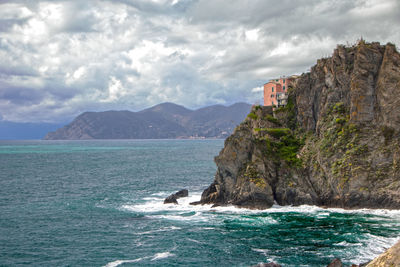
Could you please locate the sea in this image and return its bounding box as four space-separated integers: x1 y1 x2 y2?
0 139 399 267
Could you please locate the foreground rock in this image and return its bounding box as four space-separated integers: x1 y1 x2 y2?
365 240 400 266
164 189 189 204
198 41 400 210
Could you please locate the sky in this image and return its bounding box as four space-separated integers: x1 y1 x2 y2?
0 0 399 123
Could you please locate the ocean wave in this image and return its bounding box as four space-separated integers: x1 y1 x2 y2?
115 191 400 266
136 226 181 235
122 191 400 219
352 234 399 264
151 251 174 261
121 192 208 213
119 191 400 228
251 249 278 264
103 251 175 267
103 258 144 267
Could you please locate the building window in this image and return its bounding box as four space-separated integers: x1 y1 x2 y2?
283 79 285 83
271 94 274 98
275 79 278 82
283 86 285 90
272 87 274 92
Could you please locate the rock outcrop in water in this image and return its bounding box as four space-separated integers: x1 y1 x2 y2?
164 189 189 204
197 41 400 210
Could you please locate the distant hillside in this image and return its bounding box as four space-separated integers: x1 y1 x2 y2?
44 102 252 140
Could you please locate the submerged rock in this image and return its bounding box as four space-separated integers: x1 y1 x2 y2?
198 41 400 210
164 189 189 204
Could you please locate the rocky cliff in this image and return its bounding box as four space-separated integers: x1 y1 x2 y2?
198 41 400 209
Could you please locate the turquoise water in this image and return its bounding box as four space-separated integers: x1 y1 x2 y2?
0 140 399 266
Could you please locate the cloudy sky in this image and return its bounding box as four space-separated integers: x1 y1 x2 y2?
0 0 399 123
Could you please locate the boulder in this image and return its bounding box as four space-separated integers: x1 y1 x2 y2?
164 189 188 204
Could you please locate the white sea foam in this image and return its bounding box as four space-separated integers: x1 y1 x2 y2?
186 238 204 244
103 258 144 267
352 234 400 264
103 251 174 267
252 248 269 255
120 191 277 223
151 251 174 261
143 197 163 201
252 249 278 264
336 241 363 247
121 191 400 224
259 204 400 220
151 192 170 197
136 226 181 235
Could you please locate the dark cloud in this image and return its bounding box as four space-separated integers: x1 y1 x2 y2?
0 83 44 105
0 18 31 32
0 65 39 77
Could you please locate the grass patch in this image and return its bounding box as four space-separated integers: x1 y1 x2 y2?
266 128 291 139
247 112 258 120
265 115 281 125
261 128 303 167
244 163 266 188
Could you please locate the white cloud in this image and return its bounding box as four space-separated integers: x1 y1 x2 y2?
0 0 399 122
245 29 259 42
251 86 263 93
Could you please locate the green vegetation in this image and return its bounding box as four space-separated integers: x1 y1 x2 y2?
266 128 291 138
247 112 258 120
244 163 266 188
320 102 359 157
254 105 262 111
273 95 296 130
259 127 303 167
332 102 345 114
265 115 281 125
316 102 370 187
335 118 346 125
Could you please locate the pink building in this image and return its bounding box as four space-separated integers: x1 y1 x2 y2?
263 76 297 107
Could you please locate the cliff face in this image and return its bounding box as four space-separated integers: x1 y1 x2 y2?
199 41 400 209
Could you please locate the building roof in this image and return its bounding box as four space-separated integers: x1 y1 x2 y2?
263 81 281 85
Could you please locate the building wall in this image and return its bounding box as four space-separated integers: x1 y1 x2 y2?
263 82 282 106
263 76 296 106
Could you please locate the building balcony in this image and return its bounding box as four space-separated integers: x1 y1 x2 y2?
276 93 287 100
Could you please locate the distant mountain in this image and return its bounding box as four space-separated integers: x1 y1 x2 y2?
44 102 252 140
0 121 64 140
